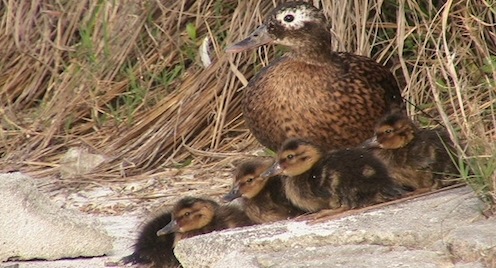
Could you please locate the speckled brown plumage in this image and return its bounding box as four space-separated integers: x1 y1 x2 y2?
262 138 404 213
363 112 460 191
224 157 305 223
156 197 253 246
227 2 404 151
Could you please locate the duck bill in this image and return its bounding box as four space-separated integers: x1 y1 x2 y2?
363 136 380 149
223 186 241 201
261 162 283 178
156 219 178 236
225 25 273 53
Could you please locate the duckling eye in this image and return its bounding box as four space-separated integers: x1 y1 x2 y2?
184 212 191 217
384 129 393 134
283 14 295 22
287 154 294 160
246 177 254 183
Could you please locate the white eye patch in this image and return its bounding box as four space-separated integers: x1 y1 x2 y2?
275 7 315 30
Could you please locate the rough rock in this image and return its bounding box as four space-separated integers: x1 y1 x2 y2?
59 147 106 178
174 186 494 267
0 172 113 261
218 244 454 268
445 219 496 265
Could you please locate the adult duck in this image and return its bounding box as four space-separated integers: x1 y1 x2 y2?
227 1 404 151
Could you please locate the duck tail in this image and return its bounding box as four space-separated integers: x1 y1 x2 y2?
121 211 180 267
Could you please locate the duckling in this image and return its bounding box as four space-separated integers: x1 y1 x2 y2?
227 2 404 151
363 112 460 191
121 212 179 268
156 197 254 245
262 138 404 215
223 157 305 223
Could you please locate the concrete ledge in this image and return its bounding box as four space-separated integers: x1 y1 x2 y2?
174 186 493 267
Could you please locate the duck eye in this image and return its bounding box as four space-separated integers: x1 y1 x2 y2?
385 129 393 134
184 212 190 217
246 178 254 183
287 154 294 160
283 14 295 22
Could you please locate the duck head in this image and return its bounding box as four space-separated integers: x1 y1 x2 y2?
262 138 322 178
224 158 275 201
226 2 330 54
156 197 218 236
368 113 417 149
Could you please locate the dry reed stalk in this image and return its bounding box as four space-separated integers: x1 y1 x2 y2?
0 0 494 207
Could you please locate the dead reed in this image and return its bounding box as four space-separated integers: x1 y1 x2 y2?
0 0 494 210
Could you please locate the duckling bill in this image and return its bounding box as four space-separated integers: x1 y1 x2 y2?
263 138 404 214
224 157 304 223
120 211 179 268
122 197 253 268
227 1 405 151
363 112 461 191
156 197 254 245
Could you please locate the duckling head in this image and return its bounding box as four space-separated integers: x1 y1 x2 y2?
226 2 330 54
156 197 218 236
262 138 322 178
224 158 275 201
369 113 417 149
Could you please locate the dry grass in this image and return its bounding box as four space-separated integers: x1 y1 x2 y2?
0 0 495 209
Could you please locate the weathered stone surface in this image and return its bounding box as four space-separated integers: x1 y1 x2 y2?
217 244 453 268
0 172 113 261
258 245 450 268
445 218 496 266
59 147 106 178
175 186 492 268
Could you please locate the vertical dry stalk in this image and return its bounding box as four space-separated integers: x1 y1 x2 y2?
0 0 494 208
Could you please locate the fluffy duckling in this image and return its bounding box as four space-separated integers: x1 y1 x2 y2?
156 197 254 245
363 112 460 191
223 157 305 223
262 138 404 214
227 2 404 151
121 197 253 268
121 212 179 268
